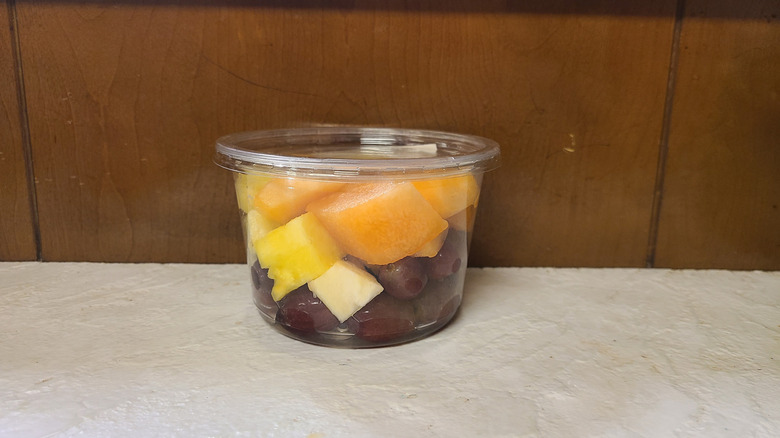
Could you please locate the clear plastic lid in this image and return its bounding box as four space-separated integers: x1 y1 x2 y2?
214 127 500 181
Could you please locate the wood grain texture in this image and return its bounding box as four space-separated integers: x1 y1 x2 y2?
0 1 36 261
465 8 676 267
17 1 675 265
17 3 242 262
655 0 780 270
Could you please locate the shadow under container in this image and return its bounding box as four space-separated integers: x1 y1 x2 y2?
215 127 500 348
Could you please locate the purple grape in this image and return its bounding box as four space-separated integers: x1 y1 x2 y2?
413 277 459 324
276 286 339 333
372 257 428 300
251 261 276 310
348 294 415 343
437 295 461 321
427 232 466 280
428 244 461 280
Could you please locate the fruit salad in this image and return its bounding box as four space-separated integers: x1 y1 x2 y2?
236 172 480 347
216 127 500 347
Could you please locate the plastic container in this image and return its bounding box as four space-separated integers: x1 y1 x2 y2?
215 127 500 347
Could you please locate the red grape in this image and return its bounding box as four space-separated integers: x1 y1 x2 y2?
251 261 276 310
372 257 428 300
414 251 467 325
349 294 415 342
276 286 339 333
426 242 462 280
426 230 470 280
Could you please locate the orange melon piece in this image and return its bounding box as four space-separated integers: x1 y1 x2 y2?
235 174 270 213
412 174 479 219
307 182 449 265
414 228 448 257
447 205 477 233
254 178 345 224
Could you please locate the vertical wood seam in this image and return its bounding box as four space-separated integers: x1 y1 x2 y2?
7 0 41 260
645 0 686 268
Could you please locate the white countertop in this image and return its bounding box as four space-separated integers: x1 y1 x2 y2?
1 263 778 437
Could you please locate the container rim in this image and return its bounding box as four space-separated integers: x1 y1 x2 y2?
214 127 500 180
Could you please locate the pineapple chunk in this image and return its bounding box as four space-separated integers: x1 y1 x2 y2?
246 209 279 255
235 174 270 212
255 212 344 301
308 260 384 323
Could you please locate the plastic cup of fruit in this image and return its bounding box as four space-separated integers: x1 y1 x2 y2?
215 127 500 348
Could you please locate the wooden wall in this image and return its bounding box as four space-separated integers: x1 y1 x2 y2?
1 0 778 269
1 2 36 260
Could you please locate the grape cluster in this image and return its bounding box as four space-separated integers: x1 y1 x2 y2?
250 230 469 346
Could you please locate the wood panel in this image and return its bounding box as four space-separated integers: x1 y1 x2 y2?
0 1 36 261
466 7 675 267
17 2 241 262
655 0 780 270
17 1 675 265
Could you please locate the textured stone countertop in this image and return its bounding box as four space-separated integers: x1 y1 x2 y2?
1 263 778 437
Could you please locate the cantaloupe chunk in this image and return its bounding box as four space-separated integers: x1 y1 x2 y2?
413 228 448 257
307 182 449 265
254 178 345 224
446 205 477 233
255 212 345 301
235 174 271 213
412 174 479 219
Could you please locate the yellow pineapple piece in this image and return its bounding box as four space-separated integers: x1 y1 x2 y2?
246 209 279 256
308 260 383 323
255 212 344 301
